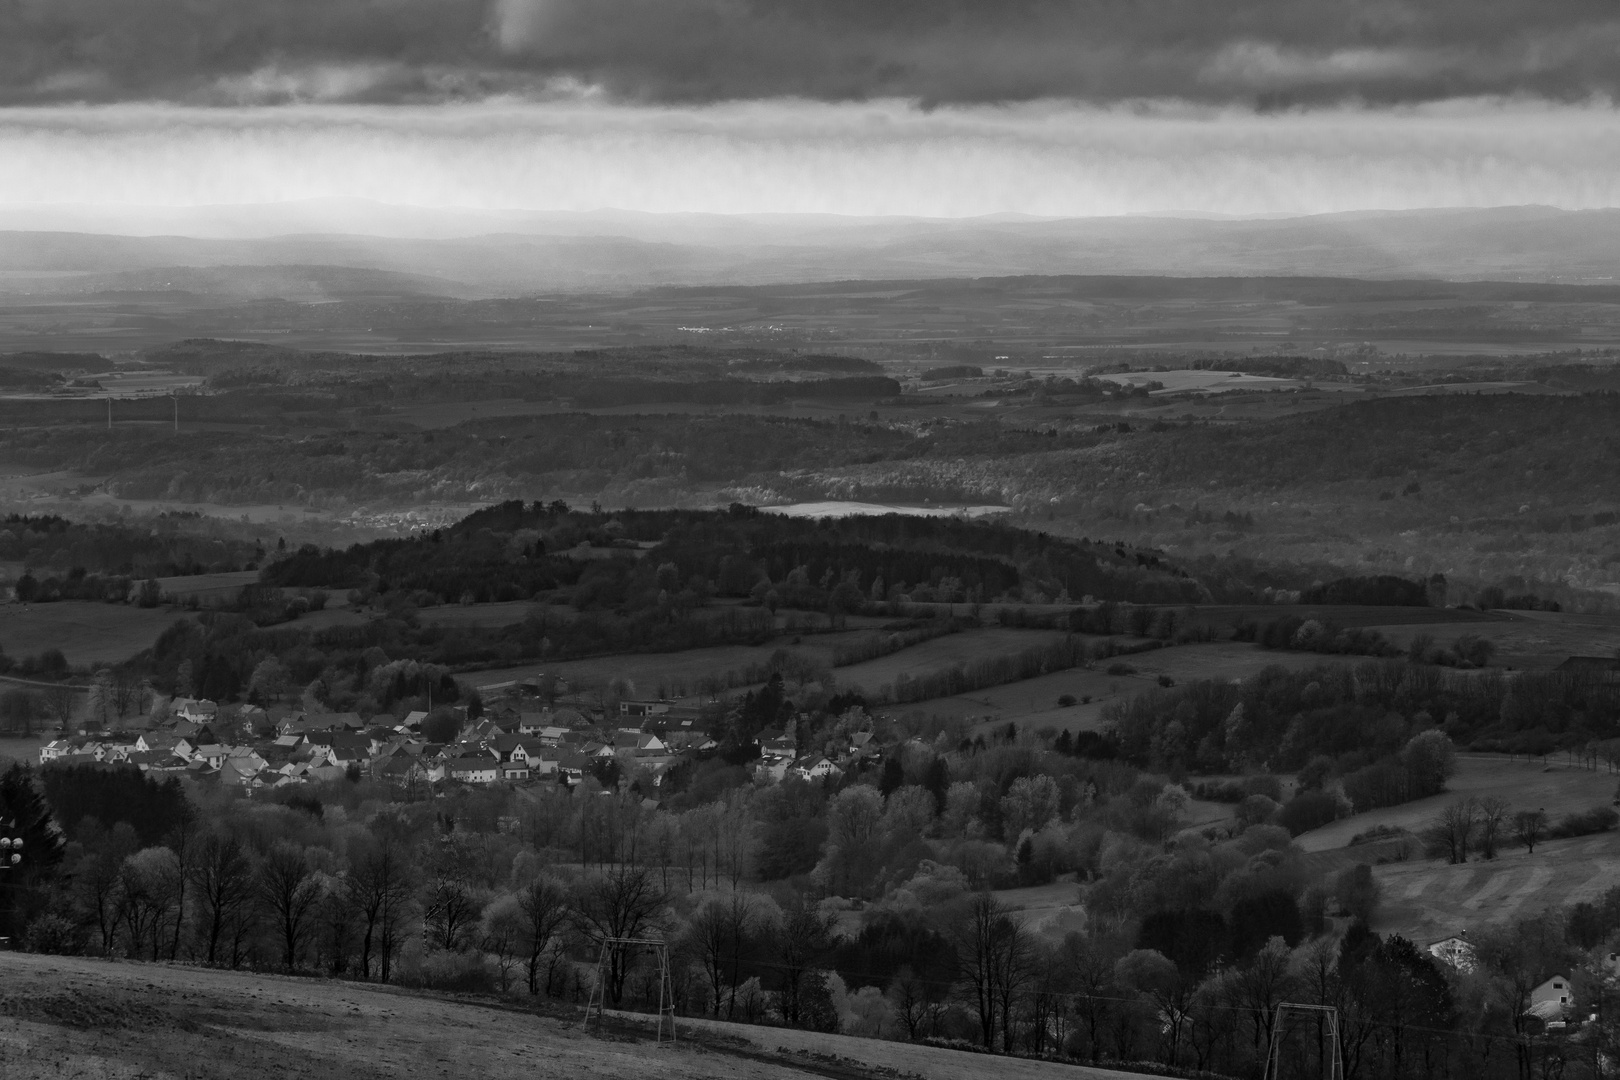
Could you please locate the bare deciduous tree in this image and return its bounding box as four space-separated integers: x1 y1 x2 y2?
1426 797 1479 864
1476 796 1511 859
516 873 571 996
189 833 254 965
257 842 323 970
572 866 669 1003
953 892 1034 1051
1513 808 1548 854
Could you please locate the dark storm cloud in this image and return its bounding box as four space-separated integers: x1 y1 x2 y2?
3 0 1620 107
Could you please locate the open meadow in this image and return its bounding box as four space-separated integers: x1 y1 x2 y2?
0 732 51 765
154 570 262 600
829 628 1069 697
0 602 185 666
1372 832 1620 945
947 641 1365 737
1296 754 1618 853
1362 610 1620 670
0 953 1163 1080
463 629 881 696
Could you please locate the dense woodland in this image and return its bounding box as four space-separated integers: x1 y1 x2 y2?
262 504 1205 607
3 339 1617 607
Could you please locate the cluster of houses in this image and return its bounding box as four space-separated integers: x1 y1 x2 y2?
1426 932 1608 1030
35 687 884 797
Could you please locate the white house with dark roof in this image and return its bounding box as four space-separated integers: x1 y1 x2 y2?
1529 975 1574 1021
449 756 499 784
1426 934 1476 973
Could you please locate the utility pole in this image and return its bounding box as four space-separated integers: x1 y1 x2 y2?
172 394 178 433
106 398 112 430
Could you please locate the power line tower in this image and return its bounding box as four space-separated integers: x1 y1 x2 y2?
584 937 676 1046
1264 1002 1343 1080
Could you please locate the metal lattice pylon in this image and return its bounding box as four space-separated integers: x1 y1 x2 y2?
584 936 677 1046
1263 1002 1343 1080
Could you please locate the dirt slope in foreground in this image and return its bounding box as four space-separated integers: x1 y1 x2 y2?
0 953 1163 1080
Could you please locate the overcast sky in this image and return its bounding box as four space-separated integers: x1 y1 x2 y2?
3 1 1618 218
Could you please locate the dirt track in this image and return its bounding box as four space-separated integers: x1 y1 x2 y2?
0 953 1164 1080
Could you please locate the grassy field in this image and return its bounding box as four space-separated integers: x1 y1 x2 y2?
462 629 881 696
0 954 1162 1080
832 628 1069 696
0 602 186 665
1372 833 1620 944
989 879 1087 941
944 641 1360 737
0 733 51 765
155 570 261 600
1182 604 1511 632
1363 610 1620 671
1296 755 1618 853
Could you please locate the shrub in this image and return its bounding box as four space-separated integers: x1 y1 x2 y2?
1348 824 1409 846
24 913 83 955
1549 806 1619 840
395 943 495 993
1057 694 1077 707
1106 663 1136 676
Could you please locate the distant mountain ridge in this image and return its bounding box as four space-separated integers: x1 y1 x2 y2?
0 204 1616 299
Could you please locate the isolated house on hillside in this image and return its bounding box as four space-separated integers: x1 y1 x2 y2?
1529 975 1574 1021
1427 935 1477 973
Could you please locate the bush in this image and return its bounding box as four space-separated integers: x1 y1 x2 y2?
1348 823 1409 846
1549 806 1619 840
1106 663 1136 676
24 913 83 955
395 943 495 993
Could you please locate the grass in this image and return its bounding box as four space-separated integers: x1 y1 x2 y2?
1296 754 1619 853
0 954 1165 1080
1360 610 1620 671
154 570 261 599
0 601 187 665
833 628 1069 696
462 629 880 697
1372 833 1620 945
944 641 1360 737
0 732 51 766
989 879 1087 941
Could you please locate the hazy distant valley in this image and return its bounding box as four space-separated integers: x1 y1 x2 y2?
2 207 1620 1080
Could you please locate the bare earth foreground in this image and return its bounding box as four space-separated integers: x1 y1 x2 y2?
0 954 1164 1080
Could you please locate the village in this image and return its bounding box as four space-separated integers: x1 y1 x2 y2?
33 677 868 797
